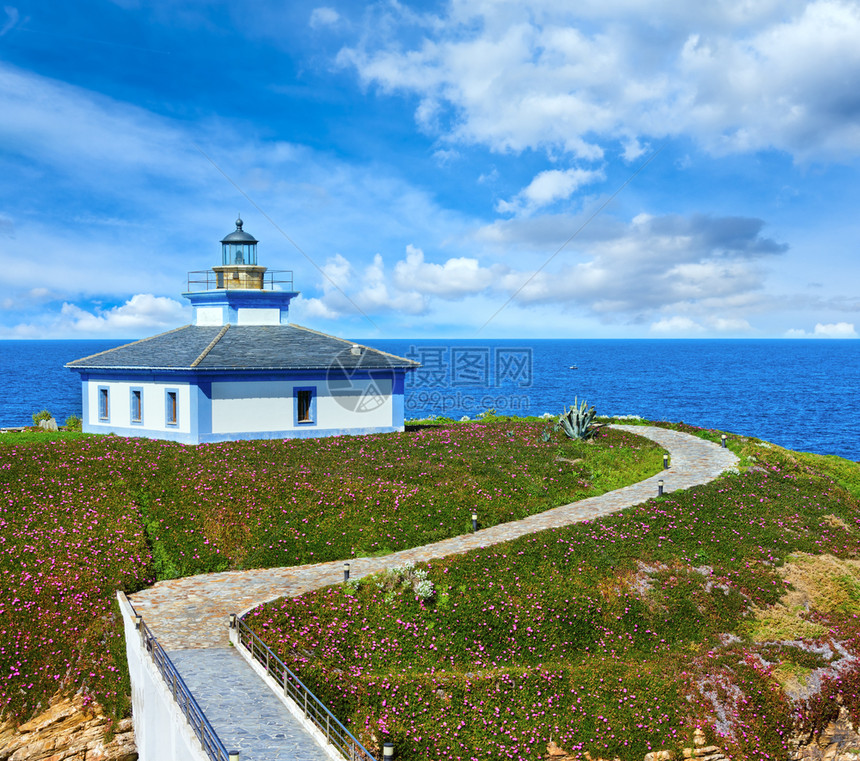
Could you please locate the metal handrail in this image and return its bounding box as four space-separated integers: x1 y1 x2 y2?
234 617 377 761
186 269 295 292
137 618 231 761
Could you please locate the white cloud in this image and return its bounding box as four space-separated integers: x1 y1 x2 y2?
298 252 428 320
621 137 648 162
433 148 460 164
289 212 786 328
0 63 203 187
340 0 860 161
709 317 752 332
815 321 857 337
59 295 188 333
497 167 605 216
785 322 858 337
393 244 499 296
0 294 188 338
649 316 706 334
0 6 18 36
310 7 340 28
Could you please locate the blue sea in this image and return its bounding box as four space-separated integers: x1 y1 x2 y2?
1 339 858 461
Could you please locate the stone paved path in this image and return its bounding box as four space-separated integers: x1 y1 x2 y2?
130 425 738 649
168 648 329 761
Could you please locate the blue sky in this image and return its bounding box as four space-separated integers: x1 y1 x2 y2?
1 0 859 339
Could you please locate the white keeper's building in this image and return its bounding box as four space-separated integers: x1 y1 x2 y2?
66 218 418 444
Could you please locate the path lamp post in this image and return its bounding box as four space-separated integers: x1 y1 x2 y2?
229 613 237 629
663 454 669 469
229 752 240 761
383 743 395 761
471 512 478 532
658 479 664 497
721 434 727 448
344 562 350 582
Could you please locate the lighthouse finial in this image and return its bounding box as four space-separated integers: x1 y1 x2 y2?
236 214 243 230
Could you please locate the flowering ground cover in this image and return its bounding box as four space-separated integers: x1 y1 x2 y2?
0 422 661 724
137 423 662 575
247 434 860 760
0 436 155 722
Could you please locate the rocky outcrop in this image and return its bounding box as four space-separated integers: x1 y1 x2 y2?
789 706 860 760
0 695 136 761
543 715 860 761
545 727 732 761
1 690 858 761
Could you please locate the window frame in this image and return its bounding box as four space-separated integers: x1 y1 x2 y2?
97 386 110 421
165 388 179 427
130 387 143 425
294 386 317 426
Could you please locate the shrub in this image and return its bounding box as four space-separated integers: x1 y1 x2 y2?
64 415 82 432
31 409 52 425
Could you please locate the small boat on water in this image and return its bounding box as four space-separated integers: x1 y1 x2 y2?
569 365 578 369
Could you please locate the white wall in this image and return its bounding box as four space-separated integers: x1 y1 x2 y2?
324 378 393 429
116 593 211 761
86 380 191 433
237 308 280 325
211 381 292 433
211 378 393 434
195 307 225 326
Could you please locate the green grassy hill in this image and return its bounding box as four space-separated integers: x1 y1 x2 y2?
245 425 860 760
0 421 662 723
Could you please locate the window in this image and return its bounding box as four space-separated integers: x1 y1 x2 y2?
297 390 312 422
130 389 142 424
295 387 316 425
165 390 178 426
98 387 109 421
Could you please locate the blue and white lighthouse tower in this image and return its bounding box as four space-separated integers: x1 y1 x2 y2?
67 218 418 444
185 217 299 327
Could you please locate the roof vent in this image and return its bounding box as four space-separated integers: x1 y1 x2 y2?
350 344 362 356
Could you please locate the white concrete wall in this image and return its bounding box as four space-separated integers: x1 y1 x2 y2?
195 307 225 326
210 378 393 434
237 307 280 325
86 380 191 433
211 381 292 433
323 378 393 429
116 593 211 761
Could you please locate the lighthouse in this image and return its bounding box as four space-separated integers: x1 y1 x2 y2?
183 217 299 328
66 218 417 444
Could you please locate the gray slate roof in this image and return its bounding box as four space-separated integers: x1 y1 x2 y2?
66 324 419 372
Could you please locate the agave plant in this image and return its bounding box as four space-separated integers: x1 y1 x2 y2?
555 397 598 440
